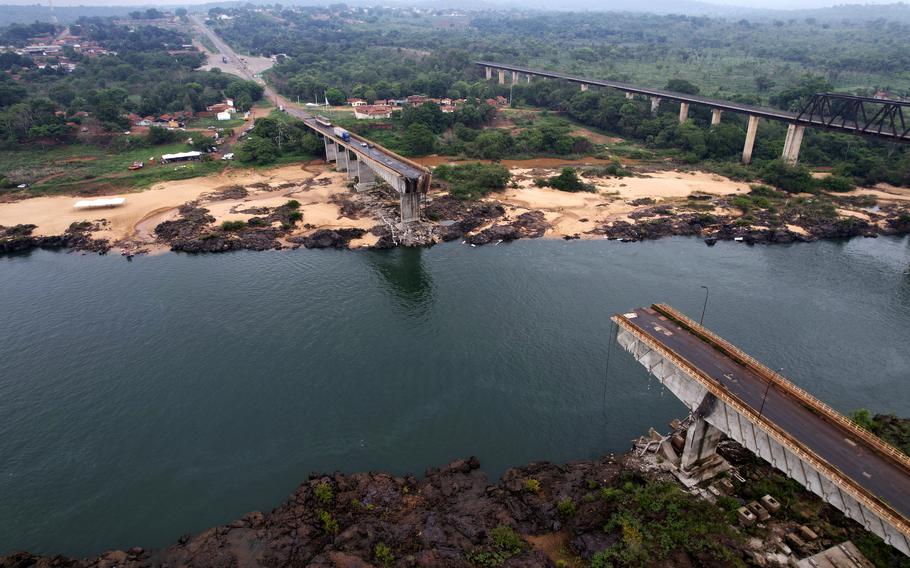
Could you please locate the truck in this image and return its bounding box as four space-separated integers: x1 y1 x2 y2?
222 56 229 64
333 127 350 142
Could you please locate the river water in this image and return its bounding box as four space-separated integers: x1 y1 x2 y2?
1 237 909 556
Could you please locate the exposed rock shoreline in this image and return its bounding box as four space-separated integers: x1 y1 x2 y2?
2 183 909 257
5 417 908 568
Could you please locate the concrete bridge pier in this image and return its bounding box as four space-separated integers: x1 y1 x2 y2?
680 417 725 471
782 124 805 165
625 92 634 100
324 138 337 162
580 83 588 92
357 159 375 189
512 71 519 85
497 69 505 85
679 102 690 124
742 115 760 164
650 97 661 116
485 66 492 80
400 192 421 223
711 109 723 127
345 153 358 181
336 145 349 172
526 74 532 84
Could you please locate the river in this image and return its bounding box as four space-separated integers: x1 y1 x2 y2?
1 237 909 556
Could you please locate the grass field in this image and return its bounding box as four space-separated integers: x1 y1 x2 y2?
0 142 229 197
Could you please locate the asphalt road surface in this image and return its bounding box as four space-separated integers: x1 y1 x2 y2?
624 306 910 522
191 15 424 180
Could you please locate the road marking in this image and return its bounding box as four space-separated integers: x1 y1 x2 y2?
862 471 872 478
845 438 857 447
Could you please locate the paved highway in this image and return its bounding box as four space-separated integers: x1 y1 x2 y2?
192 15 426 181
623 306 910 522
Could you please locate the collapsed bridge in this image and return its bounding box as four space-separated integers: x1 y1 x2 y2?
613 304 910 556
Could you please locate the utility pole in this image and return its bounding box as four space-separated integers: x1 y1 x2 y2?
699 285 709 325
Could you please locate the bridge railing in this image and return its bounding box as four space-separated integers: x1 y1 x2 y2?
613 311 910 539
652 303 910 470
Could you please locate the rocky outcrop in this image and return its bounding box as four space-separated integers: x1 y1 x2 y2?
0 222 109 255
290 228 367 249
466 211 550 245
1 455 718 568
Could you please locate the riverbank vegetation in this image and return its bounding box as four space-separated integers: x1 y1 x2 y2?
0 17 264 193
208 5 909 188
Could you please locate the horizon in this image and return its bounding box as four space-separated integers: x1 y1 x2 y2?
0 0 905 11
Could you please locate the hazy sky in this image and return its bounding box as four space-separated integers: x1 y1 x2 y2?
0 0 901 10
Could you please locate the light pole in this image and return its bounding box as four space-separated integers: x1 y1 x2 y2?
699 285 709 325
758 368 781 419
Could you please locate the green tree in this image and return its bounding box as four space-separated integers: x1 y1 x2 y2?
401 123 435 155
236 136 278 165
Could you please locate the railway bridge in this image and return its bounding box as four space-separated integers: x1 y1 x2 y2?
477 61 910 166
613 304 910 556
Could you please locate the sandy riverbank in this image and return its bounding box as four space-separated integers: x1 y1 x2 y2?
2 161 908 253
0 162 378 251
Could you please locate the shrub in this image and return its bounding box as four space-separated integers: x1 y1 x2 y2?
318 510 339 534
524 478 541 493
314 482 333 505
435 162 511 200
535 167 595 192
556 497 576 516
760 159 816 194
817 174 855 192
489 525 525 555
285 199 301 209
220 220 246 231
374 542 394 566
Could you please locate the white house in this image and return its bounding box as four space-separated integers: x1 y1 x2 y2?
216 111 232 121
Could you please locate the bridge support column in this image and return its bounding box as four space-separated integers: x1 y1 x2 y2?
324 138 337 162
781 124 805 165
625 92 634 100
742 115 760 164
345 153 357 180
336 145 349 172
580 83 588 92
357 159 375 188
526 73 532 83
497 69 505 85
485 66 492 80
711 109 723 127
650 97 661 116
680 418 725 471
679 102 689 124
511 71 518 85
400 192 420 223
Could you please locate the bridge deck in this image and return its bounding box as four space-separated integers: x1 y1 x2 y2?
284 108 426 180
475 61 799 122
620 306 910 523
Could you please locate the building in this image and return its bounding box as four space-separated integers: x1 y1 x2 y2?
354 105 393 120
347 98 367 107
216 111 232 121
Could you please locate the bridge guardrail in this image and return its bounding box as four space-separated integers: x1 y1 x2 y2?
652 303 910 471
613 311 910 539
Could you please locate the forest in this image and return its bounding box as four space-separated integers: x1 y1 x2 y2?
210 5 909 187
0 18 263 146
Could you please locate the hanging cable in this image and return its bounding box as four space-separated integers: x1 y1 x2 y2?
602 319 618 430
